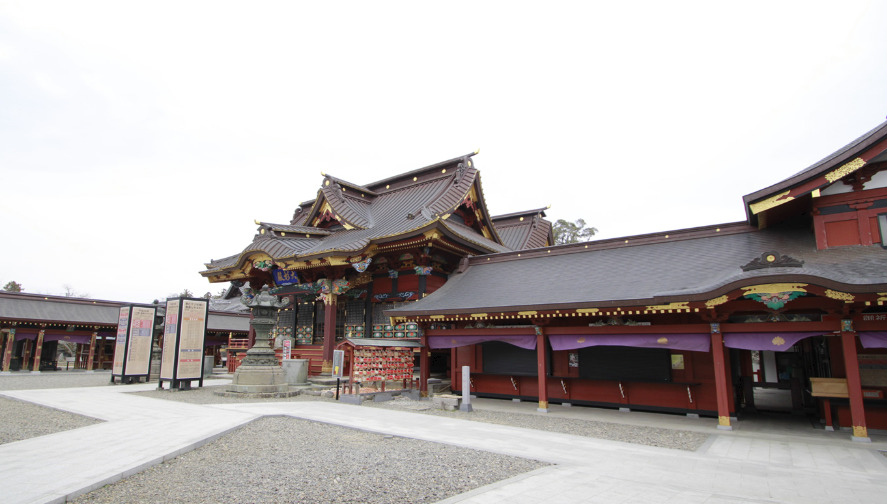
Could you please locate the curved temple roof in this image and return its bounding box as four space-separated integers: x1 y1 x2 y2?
202 153 518 280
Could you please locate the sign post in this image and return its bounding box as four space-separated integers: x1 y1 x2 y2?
460 365 473 412
333 349 344 399
282 339 292 360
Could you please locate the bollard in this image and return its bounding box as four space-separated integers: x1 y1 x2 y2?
460 365 473 412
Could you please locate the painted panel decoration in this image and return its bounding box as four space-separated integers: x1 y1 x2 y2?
332 279 351 295
253 260 273 271
273 269 300 286
351 257 372 272
741 284 807 310
743 291 805 309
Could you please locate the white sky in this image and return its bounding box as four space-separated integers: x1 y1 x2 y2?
2 1 886 303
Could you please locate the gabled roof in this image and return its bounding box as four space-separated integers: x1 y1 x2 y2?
743 120 887 226
386 221 887 317
202 153 513 279
492 208 553 250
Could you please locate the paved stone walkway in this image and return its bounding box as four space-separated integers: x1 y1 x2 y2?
2 380 886 503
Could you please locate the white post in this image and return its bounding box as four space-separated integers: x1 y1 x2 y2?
460 365 473 412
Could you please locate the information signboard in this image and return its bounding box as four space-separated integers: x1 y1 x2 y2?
159 299 180 380
332 349 344 378
126 306 155 375
158 297 208 389
110 305 157 383
112 307 129 376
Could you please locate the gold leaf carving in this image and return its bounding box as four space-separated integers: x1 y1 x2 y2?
518 311 538 316
772 336 786 346
825 289 855 303
576 308 600 314
741 283 808 296
749 190 793 215
825 157 866 183
705 295 729 308
657 337 669 345
645 302 689 311
470 313 488 318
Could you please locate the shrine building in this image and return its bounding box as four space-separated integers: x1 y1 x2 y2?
203 122 887 440
0 292 249 372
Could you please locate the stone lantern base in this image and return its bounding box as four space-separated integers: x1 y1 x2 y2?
229 365 289 394
219 285 301 398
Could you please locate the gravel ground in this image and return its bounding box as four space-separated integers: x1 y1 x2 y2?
366 396 709 451
0 395 103 445
0 371 110 445
131 385 710 451
72 416 547 504
3 373 710 503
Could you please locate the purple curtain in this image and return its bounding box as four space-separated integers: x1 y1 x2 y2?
10 330 37 341
428 334 537 350
43 333 94 344
860 332 887 349
723 332 823 351
549 333 710 352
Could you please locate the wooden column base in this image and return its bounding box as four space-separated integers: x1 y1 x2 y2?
851 425 871 442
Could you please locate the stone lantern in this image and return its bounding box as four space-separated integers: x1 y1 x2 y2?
226 286 292 395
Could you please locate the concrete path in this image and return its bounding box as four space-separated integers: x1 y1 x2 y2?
2 381 887 504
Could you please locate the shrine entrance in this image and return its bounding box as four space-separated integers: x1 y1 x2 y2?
737 336 831 417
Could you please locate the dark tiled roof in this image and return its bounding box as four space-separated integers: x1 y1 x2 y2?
0 292 248 332
441 220 511 254
743 120 887 220
0 293 124 325
387 223 887 316
493 209 552 251
260 223 332 235
203 153 511 276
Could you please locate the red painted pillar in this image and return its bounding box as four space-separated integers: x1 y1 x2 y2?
419 324 430 397
711 323 732 430
86 331 98 371
536 326 549 412
1 329 14 372
321 294 337 374
32 327 46 372
841 320 869 441
22 340 32 371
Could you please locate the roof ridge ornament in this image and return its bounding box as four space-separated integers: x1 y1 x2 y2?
741 251 804 272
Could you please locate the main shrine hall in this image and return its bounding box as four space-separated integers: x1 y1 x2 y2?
203 121 887 440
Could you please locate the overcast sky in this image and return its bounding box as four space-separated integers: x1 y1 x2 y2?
2 1 886 303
